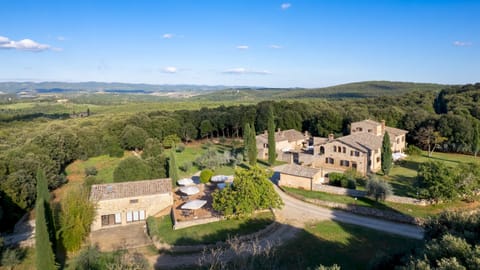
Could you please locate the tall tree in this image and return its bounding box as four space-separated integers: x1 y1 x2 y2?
35 169 57 270
243 123 251 162
381 132 392 175
415 126 447 157
59 186 95 252
169 151 179 183
267 106 276 165
472 121 480 157
248 123 257 166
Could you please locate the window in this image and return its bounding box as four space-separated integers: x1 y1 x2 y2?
376 157 380 163
350 150 354 156
342 147 346 153
101 214 121 226
327 158 334 164
397 138 400 144
126 210 146 223
333 146 337 152
402 136 405 142
355 151 360 157
368 129 372 133
352 162 357 170
356 127 363 132
340 160 350 167
130 199 138 204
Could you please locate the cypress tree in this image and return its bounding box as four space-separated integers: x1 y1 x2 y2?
243 123 251 162
267 106 276 165
473 122 480 157
248 123 257 166
169 151 179 183
381 132 392 176
35 169 57 270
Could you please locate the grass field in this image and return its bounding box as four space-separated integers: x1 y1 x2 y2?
65 152 132 184
276 220 421 269
385 151 479 197
148 211 274 246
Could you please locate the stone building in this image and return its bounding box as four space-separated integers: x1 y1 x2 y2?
312 119 408 176
90 179 173 231
256 128 308 160
275 163 325 190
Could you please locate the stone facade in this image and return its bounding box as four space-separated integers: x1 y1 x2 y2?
90 179 173 231
256 129 307 160
276 164 324 190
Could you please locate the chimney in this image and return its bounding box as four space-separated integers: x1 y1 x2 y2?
328 133 334 141
381 120 386 133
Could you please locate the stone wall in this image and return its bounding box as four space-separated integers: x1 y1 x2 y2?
312 184 429 206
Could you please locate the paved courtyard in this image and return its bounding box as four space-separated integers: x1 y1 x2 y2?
90 222 152 251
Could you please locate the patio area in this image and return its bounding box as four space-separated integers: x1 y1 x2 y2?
172 183 221 222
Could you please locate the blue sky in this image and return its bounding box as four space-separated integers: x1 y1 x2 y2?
1 0 479 87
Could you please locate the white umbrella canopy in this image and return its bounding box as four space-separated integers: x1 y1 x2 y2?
181 199 207 210
211 175 228 183
179 186 200 196
177 178 194 186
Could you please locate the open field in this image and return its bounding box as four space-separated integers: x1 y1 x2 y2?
276 220 421 270
148 211 274 246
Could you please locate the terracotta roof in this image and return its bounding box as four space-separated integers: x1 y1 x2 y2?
274 164 321 178
353 119 381 126
257 129 305 143
336 133 383 152
385 126 408 136
90 178 172 201
313 137 329 145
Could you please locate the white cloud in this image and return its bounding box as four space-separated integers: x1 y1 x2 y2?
236 45 249 50
163 33 174 39
269 44 282 49
0 36 52 51
162 66 178 73
223 68 271 75
281 3 291 10
57 36 66 41
453 41 472 47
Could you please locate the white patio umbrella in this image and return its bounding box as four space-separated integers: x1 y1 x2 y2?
177 178 194 186
211 175 228 183
181 199 207 210
179 186 200 196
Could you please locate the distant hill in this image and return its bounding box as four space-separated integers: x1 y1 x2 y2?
192 81 448 101
0 81 448 101
0 81 247 94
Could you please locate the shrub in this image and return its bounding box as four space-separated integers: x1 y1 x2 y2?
179 162 192 172
84 166 98 176
366 176 393 201
328 173 345 187
175 143 185 153
405 145 422 156
200 169 213 183
84 176 101 188
347 179 357 190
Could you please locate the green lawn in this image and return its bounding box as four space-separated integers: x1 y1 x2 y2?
276 220 421 269
284 186 480 218
385 151 479 197
148 211 274 246
65 152 132 184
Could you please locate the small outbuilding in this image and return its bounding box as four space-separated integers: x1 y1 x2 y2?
90 178 173 231
275 164 324 190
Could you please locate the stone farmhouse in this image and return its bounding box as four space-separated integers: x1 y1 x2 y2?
275 163 325 190
260 120 407 185
90 179 173 231
256 128 308 160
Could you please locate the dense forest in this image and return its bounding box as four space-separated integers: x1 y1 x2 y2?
0 82 479 232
